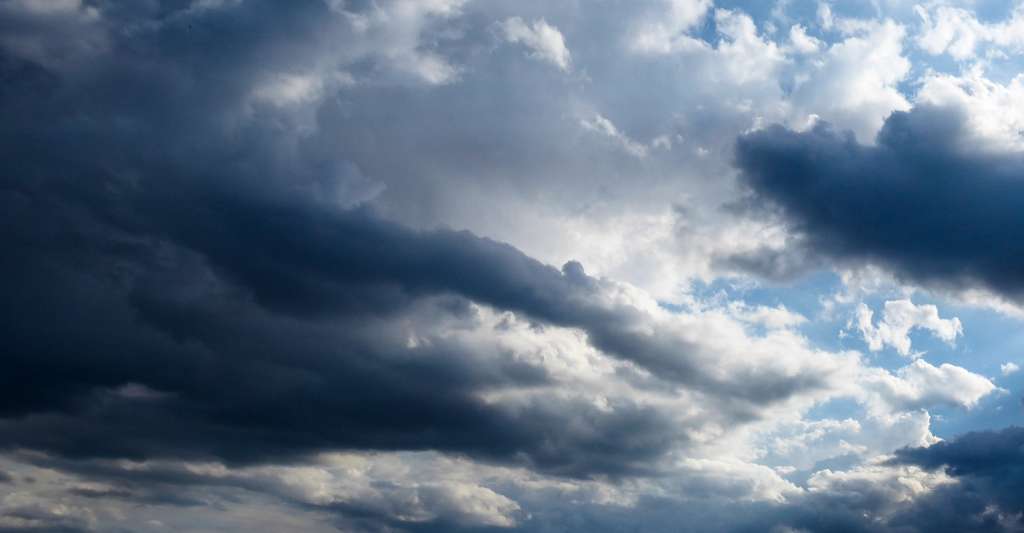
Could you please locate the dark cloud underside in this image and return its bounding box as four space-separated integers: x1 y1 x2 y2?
0 0 691 479
735 106 1024 299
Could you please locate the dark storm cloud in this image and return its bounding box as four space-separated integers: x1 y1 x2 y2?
893 426 1024 475
772 426 1024 533
0 0 842 486
734 105 1024 298
0 0 730 482
892 427 1024 518
0 221 679 477
0 1 937 532
0 0 666 478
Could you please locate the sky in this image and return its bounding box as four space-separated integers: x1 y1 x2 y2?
2 0 1024 531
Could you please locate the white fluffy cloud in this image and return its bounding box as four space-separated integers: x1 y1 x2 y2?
500 17 572 70
788 24 822 54
806 459 955 511
863 359 996 412
855 300 963 357
916 66 1024 151
916 4 1024 61
630 0 712 54
787 19 912 141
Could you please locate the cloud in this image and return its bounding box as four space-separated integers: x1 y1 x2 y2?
916 66 1024 151
728 303 807 330
735 105 1024 302
1 1 1021 531
1001 362 1020 377
863 359 996 412
854 299 962 357
887 426 1024 532
0 0 701 474
0 0 104 70
0 0 879 488
787 24 821 54
786 19 911 142
579 114 650 157
630 0 711 54
19 452 525 531
499 17 571 70
915 4 1024 61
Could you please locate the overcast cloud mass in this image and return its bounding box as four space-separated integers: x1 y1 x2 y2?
3 0 1024 531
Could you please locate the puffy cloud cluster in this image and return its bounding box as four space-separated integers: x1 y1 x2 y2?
500 17 571 70
916 4 1024 61
855 299 962 357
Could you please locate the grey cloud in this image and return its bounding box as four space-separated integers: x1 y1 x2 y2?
0 0 715 479
735 105 1024 299
892 426 1024 517
6 454 523 532
1 1 994 532
11 424 1024 533
0 0 834 481
715 242 826 282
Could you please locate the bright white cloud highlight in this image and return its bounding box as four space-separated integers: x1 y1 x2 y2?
855 300 963 357
500 17 571 70
916 4 1024 61
630 0 711 54
788 19 911 142
884 359 996 410
917 66 1024 151
788 24 821 54
579 114 650 157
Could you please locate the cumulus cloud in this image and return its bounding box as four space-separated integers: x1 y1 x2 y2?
787 19 911 142
787 24 821 54
500 17 571 70
630 0 711 54
917 66 1024 151
915 4 1024 61
854 299 962 357
735 105 1024 302
888 426 1024 531
864 359 996 412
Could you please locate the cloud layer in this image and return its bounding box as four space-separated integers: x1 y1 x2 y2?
1 0 1022 532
